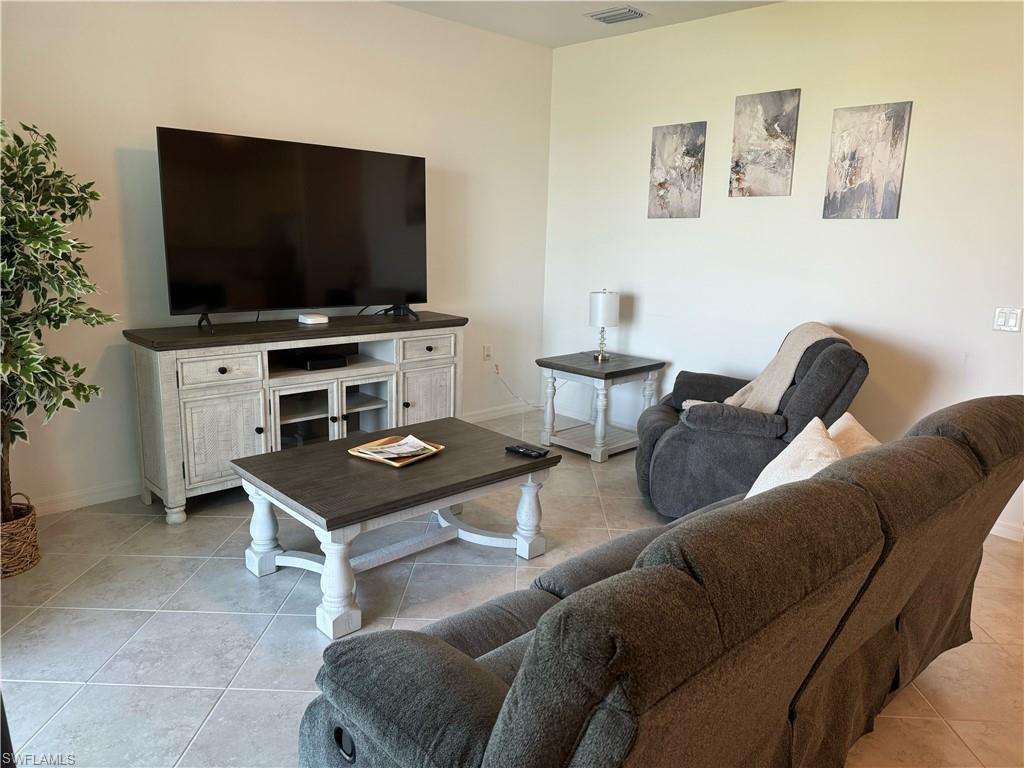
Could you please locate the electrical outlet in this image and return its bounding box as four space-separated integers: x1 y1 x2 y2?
483 344 493 361
993 306 1022 332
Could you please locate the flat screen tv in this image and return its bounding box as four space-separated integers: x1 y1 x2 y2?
156 127 427 315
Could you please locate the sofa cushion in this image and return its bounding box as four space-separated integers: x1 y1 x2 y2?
532 525 665 599
905 394 1024 472
636 477 883 649
476 630 534 686
816 436 984 543
421 588 559 659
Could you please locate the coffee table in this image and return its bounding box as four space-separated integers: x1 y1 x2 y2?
230 418 561 639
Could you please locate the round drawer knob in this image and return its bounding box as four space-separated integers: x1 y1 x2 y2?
329 416 339 423
425 345 434 352
402 401 411 409
217 366 228 375
254 426 264 435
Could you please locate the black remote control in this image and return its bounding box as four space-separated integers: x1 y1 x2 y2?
505 444 549 459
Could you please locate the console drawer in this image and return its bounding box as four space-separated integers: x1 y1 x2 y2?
400 334 454 362
178 352 263 389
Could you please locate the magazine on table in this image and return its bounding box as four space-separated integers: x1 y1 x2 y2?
352 435 437 460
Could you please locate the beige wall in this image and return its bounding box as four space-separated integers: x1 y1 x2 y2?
1 2 552 511
542 2 1024 536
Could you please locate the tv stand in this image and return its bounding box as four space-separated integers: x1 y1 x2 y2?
123 311 467 524
197 313 215 334
379 304 420 320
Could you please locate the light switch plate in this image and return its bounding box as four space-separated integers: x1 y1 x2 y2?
992 306 1022 332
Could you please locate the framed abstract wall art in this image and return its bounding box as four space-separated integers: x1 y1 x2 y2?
823 101 913 219
648 121 707 218
729 88 801 197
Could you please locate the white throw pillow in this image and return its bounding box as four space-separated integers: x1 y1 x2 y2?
828 412 881 458
746 417 842 498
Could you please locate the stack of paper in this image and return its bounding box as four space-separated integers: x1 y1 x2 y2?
352 435 437 461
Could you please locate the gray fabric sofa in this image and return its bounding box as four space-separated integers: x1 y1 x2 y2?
299 395 1023 768
636 337 869 518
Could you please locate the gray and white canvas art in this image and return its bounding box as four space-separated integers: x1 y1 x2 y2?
648 121 707 219
823 101 913 219
729 88 801 197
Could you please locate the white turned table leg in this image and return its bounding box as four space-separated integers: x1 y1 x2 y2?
642 370 658 409
593 380 609 462
316 529 362 639
140 487 153 506
243 481 282 577
164 505 186 525
514 471 546 559
540 368 556 445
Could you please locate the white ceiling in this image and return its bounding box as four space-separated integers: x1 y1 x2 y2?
395 1 773 48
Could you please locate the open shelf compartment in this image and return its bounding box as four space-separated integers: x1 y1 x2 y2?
344 378 391 434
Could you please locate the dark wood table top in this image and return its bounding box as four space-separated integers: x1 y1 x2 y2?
230 418 561 531
535 352 666 380
123 311 469 351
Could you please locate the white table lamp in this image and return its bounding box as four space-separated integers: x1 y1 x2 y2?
589 289 619 362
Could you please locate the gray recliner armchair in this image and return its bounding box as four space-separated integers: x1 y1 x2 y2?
636 337 868 518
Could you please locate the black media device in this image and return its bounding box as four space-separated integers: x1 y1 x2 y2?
155 127 427 316
505 444 550 459
298 352 349 371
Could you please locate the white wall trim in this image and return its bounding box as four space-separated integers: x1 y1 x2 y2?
31 478 141 517
462 401 536 423
991 519 1023 542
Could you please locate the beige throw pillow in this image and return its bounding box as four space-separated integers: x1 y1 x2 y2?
746 417 842 498
828 412 881 458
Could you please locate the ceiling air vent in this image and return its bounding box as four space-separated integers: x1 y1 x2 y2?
585 5 648 25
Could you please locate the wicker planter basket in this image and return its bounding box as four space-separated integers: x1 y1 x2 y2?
1 494 41 578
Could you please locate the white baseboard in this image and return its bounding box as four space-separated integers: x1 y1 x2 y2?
31 479 141 518
991 519 1023 542
462 401 537 423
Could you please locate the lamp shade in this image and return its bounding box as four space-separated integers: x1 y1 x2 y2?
589 290 620 328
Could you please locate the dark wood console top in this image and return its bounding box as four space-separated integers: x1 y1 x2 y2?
535 352 666 380
123 311 469 351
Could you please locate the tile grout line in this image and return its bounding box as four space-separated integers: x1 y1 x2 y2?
75 515 247 688
391 555 419 625
1 677 320 694
172 605 282 767
13 681 87 754
937 716 987 767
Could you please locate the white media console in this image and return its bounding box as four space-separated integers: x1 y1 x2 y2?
123 312 467 523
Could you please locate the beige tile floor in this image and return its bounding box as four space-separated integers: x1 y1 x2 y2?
0 409 1020 767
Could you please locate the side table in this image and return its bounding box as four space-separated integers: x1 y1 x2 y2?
535 352 667 462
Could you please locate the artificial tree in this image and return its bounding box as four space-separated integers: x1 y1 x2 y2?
1 123 115 523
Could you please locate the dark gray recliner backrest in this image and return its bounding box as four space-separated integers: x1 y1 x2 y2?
779 339 869 440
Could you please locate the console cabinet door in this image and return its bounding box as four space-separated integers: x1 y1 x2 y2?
181 387 267 489
400 364 455 426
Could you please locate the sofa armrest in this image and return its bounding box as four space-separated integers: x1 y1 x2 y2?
682 403 787 438
670 371 749 409
302 631 509 768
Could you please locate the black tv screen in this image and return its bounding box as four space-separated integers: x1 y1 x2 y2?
156 127 427 314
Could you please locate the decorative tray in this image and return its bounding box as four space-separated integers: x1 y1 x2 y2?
348 435 445 468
